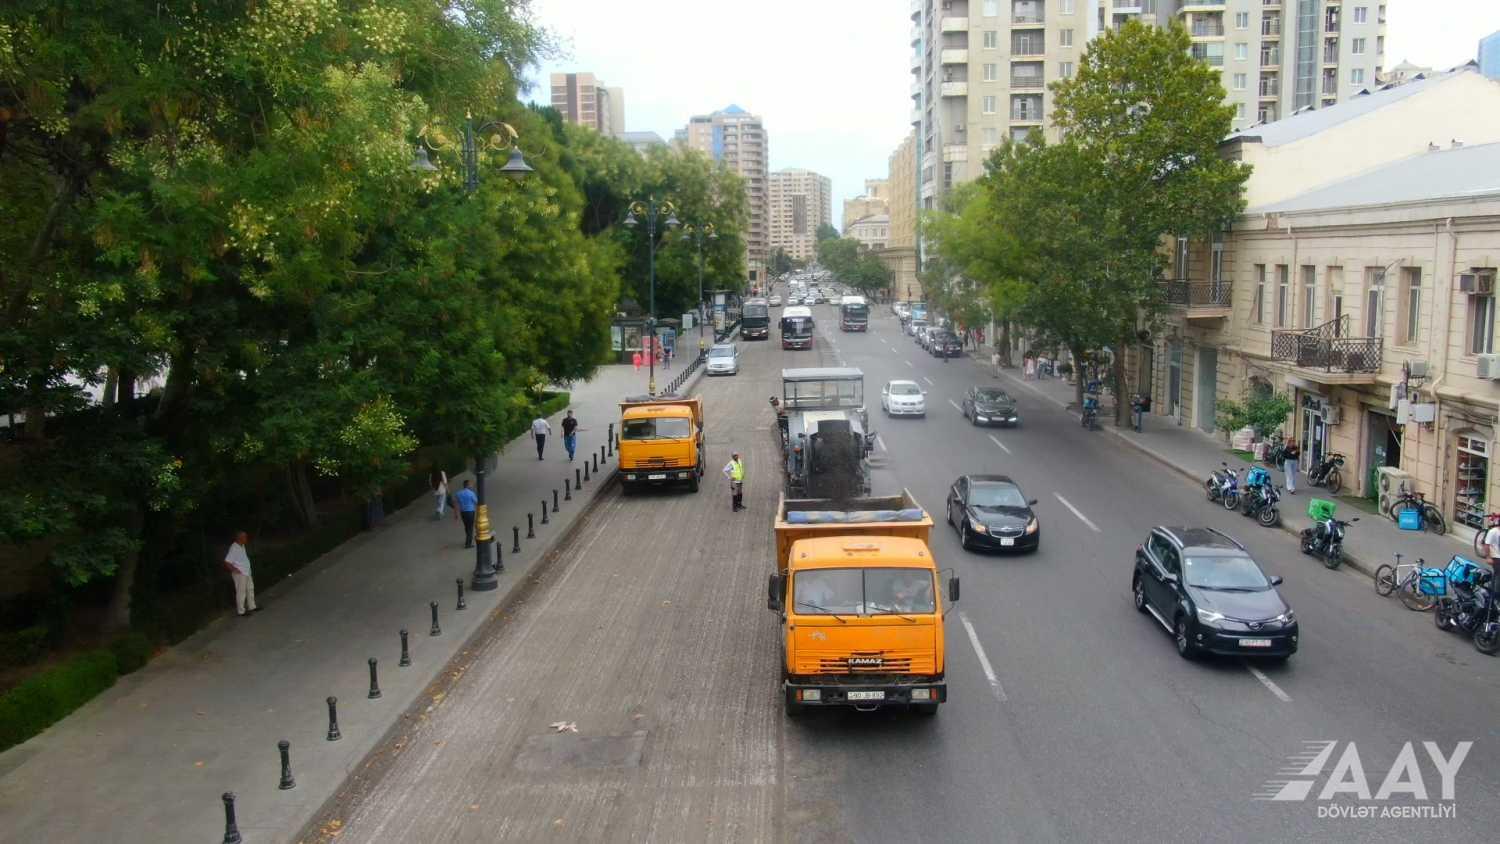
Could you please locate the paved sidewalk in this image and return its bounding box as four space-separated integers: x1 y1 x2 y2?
0 363 702 844
994 364 1477 578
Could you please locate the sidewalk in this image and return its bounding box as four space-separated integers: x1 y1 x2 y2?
996 365 1476 578
0 363 701 843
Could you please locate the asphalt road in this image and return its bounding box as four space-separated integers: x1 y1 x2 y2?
320 299 1500 843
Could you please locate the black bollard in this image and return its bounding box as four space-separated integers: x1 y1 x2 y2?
565 479 572 501
576 467 582 488
607 423 614 455
399 629 411 666
368 657 382 699
593 452 599 474
541 499 549 525
429 601 441 637
495 538 504 572
326 696 341 741
512 525 520 554
222 792 243 844
599 445 605 465
527 512 535 539
552 489 559 513
456 578 467 611
584 460 590 482
278 739 296 790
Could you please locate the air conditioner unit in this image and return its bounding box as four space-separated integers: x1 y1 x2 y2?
1404 360 1429 379
1376 466 1413 517
1388 382 1407 409
1459 269 1496 294
1321 404 1342 425
1478 353 1500 380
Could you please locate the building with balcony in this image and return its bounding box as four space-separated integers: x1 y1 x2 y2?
768 168 832 263
549 73 624 137
680 105 770 285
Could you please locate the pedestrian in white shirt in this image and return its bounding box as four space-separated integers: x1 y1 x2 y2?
224 531 258 616
431 469 448 520
1484 518 1500 577
532 416 551 460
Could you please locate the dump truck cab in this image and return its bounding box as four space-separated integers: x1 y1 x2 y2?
767 491 957 716
618 395 704 493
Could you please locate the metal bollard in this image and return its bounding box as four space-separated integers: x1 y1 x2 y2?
399 629 411 666
496 538 504 572
512 526 520 554
456 578 467 611
600 444 606 464
584 460 590 482
278 739 296 790
565 479 572 501
541 499 549 525
429 601 441 637
527 513 534 539
222 792 243 844
576 467 582 488
593 453 599 474
368 657 382 699
607 423 614 455
552 489 559 513
326 696 341 741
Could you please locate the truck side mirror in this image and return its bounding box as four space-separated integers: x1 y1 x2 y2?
767 574 784 611
947 576 960 603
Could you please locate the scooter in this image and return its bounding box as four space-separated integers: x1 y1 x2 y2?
1205 462 1231 504
1433 556 1500 655
1300 514 1358 569
1217 464 1241 511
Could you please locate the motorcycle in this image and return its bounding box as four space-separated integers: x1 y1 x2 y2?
1217 464 1241 511
1307 452 1346 494
1241 478 1282 527
1081 391 1100 431
1204 462 1232 504
1433 556 1500 655
1300 515 1358 569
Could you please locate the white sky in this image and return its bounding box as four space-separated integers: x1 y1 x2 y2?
522 0 1500 230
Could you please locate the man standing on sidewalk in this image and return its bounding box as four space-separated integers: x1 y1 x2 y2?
1483 517 1500 578
532 415 551 460
224 531 258 616
1282 440 1301 494
562 410 580 462
455 480 478 548
722 452 745 512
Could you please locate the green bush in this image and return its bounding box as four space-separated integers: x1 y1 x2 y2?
0 626 50 669
1217 392 1294 438
109 633 153 675
0 649 119 752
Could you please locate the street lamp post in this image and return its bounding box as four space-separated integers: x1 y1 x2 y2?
411 113 534 593
680 223 717 356
623 197 679 395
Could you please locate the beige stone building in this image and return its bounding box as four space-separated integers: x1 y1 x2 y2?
680 105 770 286
847 214 891 251
550 73 624 137
881 131 921 301
842 179 892 230
768 169 832 263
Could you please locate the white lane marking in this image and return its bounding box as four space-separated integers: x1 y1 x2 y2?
987 434 1011 455
875 434 888 452
1053 493 1101 533
923 377 935 386
1245 664 1293 702
904 359 914 367
960 611 1007 702
948 399 963 412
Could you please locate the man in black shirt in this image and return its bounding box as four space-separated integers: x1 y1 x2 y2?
562 410 579 462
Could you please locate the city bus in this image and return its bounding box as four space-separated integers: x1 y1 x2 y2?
742 298 771 340
839 295 868 332
780 305 815 350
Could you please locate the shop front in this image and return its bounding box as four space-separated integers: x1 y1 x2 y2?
1452 431 1490 533
1297 392 1331 479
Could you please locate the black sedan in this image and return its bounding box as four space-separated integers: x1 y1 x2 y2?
945 475 1039 552
929 330 962 358
961 386 1019 427
1132 527 1298 660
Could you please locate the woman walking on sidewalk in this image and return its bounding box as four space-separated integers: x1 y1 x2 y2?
431 469 449 520
1282 441 1300 494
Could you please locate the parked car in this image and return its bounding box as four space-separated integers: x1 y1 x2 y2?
907 318 927 338
769 294 782 306
705 343 740 376
1132 527 1298 661
946 475 1040 553
917 326 936 349
880 379 927 417
894 302 910 320
962 387 1019 427
929 330 962 357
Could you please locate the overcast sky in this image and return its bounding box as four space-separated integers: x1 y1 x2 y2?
522 0 1500 231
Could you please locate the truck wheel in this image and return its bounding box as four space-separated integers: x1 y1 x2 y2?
688 474 700 493
620 482 634 497
912 703 939 717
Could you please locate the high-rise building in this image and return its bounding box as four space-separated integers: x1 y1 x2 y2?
550 72 624 137
681 105 770 284
907 1 1388 215
768 169 832 263
1482 30 1500 81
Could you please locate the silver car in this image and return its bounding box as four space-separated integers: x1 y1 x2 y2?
881 380 927 417
706 343 740 376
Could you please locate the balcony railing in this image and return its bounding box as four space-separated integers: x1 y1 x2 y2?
1162 280 1232 308
1271 315 1382 373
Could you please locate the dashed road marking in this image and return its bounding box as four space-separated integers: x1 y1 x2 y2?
923 377 935 386
904 359 914 367
960 611 1007 702
1246 664 1292 702
987 434 1011 455
948 399 963 412
1053 493 1101 533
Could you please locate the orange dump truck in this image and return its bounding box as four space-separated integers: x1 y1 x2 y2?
617 395 705 493
766 489 958 716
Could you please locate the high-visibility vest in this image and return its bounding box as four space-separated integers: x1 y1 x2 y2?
730 460 745 482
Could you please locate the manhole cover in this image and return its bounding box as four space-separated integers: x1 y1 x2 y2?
513 731 646 771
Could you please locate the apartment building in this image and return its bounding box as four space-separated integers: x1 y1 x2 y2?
549 73 624 137
768 168 832 263
680 105 770 285
882 132 922 301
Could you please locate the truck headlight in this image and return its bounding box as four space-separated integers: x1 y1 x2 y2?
799 689 821 702
911 688 933 701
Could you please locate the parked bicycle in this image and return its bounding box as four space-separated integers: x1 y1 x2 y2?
1307 452 1346 494
1386 483 1447 535
1373 553 1439 612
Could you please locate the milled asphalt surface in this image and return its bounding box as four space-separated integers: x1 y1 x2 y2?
279 301 1499 842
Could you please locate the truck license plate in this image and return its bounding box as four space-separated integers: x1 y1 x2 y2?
1240 638 1272 648
648 473 666 480
847 691 885 701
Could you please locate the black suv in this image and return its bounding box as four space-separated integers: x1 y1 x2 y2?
1132 527 1297 660
929 331 962 358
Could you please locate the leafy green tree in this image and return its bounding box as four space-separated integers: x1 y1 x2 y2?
815 222 839 243
769 248 793 277
1216 393 1294 439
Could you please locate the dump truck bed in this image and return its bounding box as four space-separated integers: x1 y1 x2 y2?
773 489 933 573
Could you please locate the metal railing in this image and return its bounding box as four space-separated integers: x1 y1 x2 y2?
1161 280 1232 308
1270 314 1382 373
661 318 741 395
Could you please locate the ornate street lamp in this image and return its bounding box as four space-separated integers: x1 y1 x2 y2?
678 222 717 355
623 196 679 395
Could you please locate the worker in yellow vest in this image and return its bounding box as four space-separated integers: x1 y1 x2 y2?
722 452 745 512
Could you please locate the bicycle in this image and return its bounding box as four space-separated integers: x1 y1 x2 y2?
1373 553 1438 612
1385 484 1447 536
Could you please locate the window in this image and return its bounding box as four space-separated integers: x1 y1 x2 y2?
1377 35 1384 54
983 30 999 49
1300 266 1316 328
1351 68 1365 84
1236 11 1249 29
1061 0 1075 14
1352 38 1366 54
1470 294 1496 355
1233 73 1247 90
1011 126 1034 142
1060 28 1074 47
981 95 997 114
1253 265 1266 324
1235 43 1248 61
1354 6 1368 24
1275 265 1290 327
983 63 999 81
1364 267 1385 338
982 0 999 17
1059 61 1075 79
982 127 999 145
1401 267 1421 344
1237 102 1247 119
1175 237 1189 280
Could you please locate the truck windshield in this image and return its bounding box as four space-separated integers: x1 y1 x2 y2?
781 316 813 338
795 568 935 615
622 417 692 440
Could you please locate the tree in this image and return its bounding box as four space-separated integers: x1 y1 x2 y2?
1217 393 1294 439
768 248 793 277
815 222 839 243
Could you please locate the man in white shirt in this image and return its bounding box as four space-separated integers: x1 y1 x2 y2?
531 416 551 460
224 531 258 616
1484 518 1500 577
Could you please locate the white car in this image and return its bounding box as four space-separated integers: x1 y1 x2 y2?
769 294 782 306
881 380 927 417
705 343 740 376
907 318 927 338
